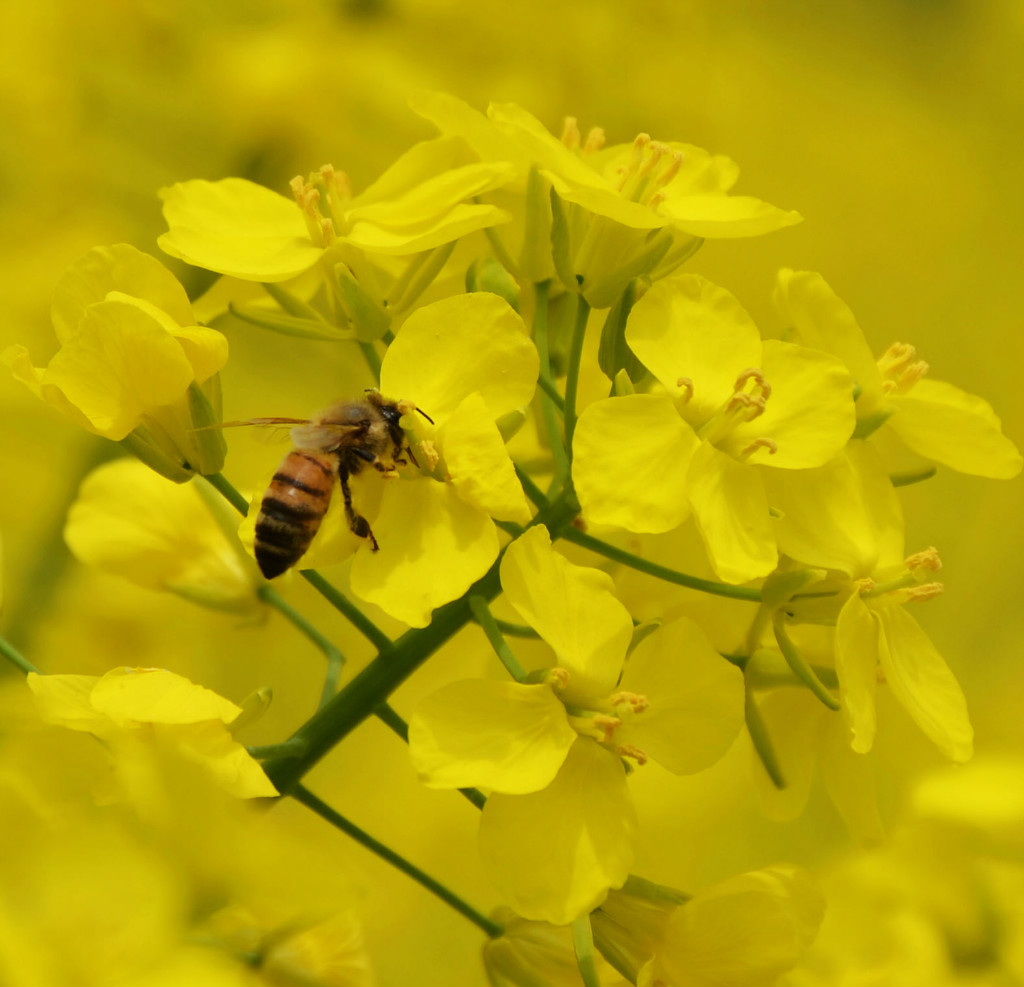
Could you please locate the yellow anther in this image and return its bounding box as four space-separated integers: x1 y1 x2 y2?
903 582 944 603
610 691 649 714
675 376 695 403
547 667 571 692
648 191 665 210
319 217 337 247
741 437 778 458
727 392 766 420
561 116 581 150
616 744 648 766
734 367 771 397
905 547 942 572
418 439 441 471
855 577 876 595
878 342 929 394
583 126 606 155
657 150 685 188
592 714 622 743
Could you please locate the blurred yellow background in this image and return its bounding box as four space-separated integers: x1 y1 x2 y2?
2 1 1022 984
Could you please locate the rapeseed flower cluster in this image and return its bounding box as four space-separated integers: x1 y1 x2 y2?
3 93 1020 986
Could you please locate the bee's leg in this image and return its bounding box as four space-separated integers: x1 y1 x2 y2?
403 443 419 469
338 468 379 551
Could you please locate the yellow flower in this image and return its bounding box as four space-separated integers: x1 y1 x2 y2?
573 274 856 582
64 459 260 614
775 268 1022 478
157 138 515 281
28 667 277 798
409 527 743 923
413 93 802 305
3 244 228 481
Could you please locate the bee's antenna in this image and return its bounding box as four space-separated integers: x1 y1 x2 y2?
415 407 435 425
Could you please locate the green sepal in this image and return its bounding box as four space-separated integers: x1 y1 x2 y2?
119 428 193 483
852 407 895 439
610 369 635 396
188 380 227 475
335 264 391 342
626 619 660 657
549 187 578 291
744 680 786 789
228 687 273 735
389 242 457 314
761 568 828 610
466 256 520 312
495 408 527 443
261 281 330 323
228 301 355 341
583 231 673 310
597 281 646 383
773 611 841 711
519 166 554 283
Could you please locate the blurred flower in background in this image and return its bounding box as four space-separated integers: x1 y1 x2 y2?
2 1 1023 985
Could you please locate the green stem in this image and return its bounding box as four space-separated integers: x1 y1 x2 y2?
205 472 251 515
299 571 393 653
483 224 520 278
290 784 503 939
532 281 571 484
745 686 786 789
468 595 527 681
513 465 551 509
491 618 539 639
259 585 345 708
571 916 602 987
262 494 579 795
562 296 591 460
772 612 841 711
357 340 382 383
248 739 308 759
536 372 566 412
0 634 40 675
558 528 763 603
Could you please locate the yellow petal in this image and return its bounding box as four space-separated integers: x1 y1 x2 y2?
657 193 802 238
479 738 635 925
441 392 532 523
345 202 512 255
617 616 745 774
890 378 1023 479
43 294 198 439
350 480 498 627
500 526 633 695
750 690 820 821
625 275 762 416
156 721 278 799
774 269 884 414
51 243 194 342
572 394 697 533
158 177 323 282
27 673 108 733
409 680 576 793
876 604 973 762
687 442 776 583
835 594 881 753
89 667 242 726
380 292 537 425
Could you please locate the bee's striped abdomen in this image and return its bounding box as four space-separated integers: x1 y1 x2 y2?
254 450 337 578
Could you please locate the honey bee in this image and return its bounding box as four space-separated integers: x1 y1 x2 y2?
213 391 431 579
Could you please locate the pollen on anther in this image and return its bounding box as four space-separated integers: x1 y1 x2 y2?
616 744 648 767
905 582 944 603
741 437 777 458
561 117 581 150
905 547 942 572
676 376 695 402
583 127 606 155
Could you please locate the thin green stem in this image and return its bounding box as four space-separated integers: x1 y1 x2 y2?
744 686 786 789
559 528 763 603
772 612 841 711
299 571 393 653
562 296 591 459
0 634 40 675
513 464 551 509
532 281 571 484
491 618 539 639
262 494 580 795
205 472 250 515
536 372 566 412
571 916 602 987
483 224 520 278
469 595 527 681
357 340 382 383
259 585 345 708
291 784 503 939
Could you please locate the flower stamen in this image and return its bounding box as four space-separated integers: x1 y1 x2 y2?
878 342 929 395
